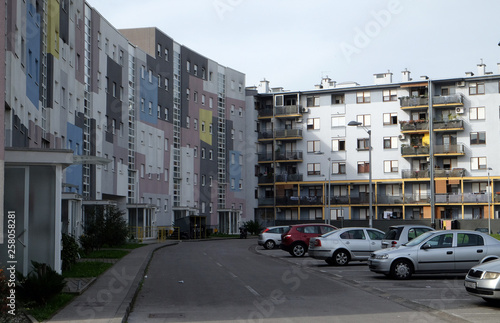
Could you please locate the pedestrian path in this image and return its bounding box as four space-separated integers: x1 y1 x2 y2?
47 241 178 323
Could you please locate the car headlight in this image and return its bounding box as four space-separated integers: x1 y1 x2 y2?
483 271 500 279
374 254 389 260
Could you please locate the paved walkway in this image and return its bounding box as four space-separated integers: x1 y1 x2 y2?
47 241 178 323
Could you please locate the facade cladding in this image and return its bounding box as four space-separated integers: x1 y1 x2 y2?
251 71 500 231
0 0 249 273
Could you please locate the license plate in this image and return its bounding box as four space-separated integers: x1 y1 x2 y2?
464 281 477 289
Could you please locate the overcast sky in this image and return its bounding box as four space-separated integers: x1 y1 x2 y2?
86 0 500 91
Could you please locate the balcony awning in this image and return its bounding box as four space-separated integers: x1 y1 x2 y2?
400 82 428 88
73 155 112 165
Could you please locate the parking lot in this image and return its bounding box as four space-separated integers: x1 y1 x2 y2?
253 244 500 323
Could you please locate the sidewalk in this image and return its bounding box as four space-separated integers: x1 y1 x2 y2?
46 241 178 323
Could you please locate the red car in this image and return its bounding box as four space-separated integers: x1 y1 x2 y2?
280 223 337 257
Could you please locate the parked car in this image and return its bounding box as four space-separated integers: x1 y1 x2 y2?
309 227 385 266
465 258 500 304
381 225 434 249
369 230 500 279
280 223 337 257
258 226 289 249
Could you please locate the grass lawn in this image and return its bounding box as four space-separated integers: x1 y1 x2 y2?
27 293 76 322
81 249 130 259
492 233 500 240
62 261 114 278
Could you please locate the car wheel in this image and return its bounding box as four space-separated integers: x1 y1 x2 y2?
264 240 276 250
391 259 413 280
333 249 350 266
291 243 306 257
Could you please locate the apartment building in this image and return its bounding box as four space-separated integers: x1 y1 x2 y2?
0 0 250 274
251 66 500 231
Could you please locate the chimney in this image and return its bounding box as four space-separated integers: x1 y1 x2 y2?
258 79 270 94
401 69 411 82
373 72 393 85
477 60 486 76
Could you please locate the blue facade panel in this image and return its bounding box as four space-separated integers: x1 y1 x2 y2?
26 3 41 108
139 76 158 125
65 123 83 194
229 150 242 192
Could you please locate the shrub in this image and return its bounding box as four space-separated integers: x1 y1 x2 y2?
16 261 66 306
61 233 80 271
244 220 263 235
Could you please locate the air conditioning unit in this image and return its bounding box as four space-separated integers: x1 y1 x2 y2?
456 107 465 114
301 107 309 113
398 134 406 140
456 81 466 87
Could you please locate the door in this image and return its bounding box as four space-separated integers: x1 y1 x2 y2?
367 229 385 252
416 232 455 272
454 233 487 271
339 229 371 259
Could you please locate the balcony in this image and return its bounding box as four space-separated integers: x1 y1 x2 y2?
258 108 274 118
257 152 273 162
433 143 465 156
299 196 323 205
377 195 404 204
257 131 274 140
434 168 466 177
275 128 303 140
400 120 429 133
399 96 428 108
275 173 303 182
401 145 430 157
404 194 430 204
435 194 463 203
350 194 374 204
258 175 274 184
330 196 349 204
402 169 429 179
275 150 303 162
258 197 274 206
275 105 302 117
463 193 489 203
276 196 300 206
433 119 464 131
432 94 464 107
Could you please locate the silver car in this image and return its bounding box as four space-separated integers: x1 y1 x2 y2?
258 226 288 249
309 227 385 266
465 259 500 304
369 230 500 279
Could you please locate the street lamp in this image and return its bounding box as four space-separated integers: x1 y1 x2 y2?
348 120 373 228
488 167 493 234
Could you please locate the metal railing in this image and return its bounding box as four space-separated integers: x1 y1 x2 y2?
433 143 465 155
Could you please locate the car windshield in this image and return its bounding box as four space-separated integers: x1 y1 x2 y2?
404 230 436 247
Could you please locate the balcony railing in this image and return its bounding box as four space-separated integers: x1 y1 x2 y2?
404 194 430 204
258 131 273 139
275 173 303 182
433 143 465 155
275 105 301 116
258 198 274 206
435 194 463 203
433 119 464 131
330 196 349 204
275 150 303 161
434 168 466 177
300 196 324 205
401 145 430 156
258 175 274 184
258 152 273 162
432 94 464 106
463 193 489 203
258 108 274 118
402 169 430 179
275 128 303 139
349 194 374 204
377 195 404 204
400 120 429 132
400 96 428 107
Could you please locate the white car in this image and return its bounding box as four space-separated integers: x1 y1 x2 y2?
309 227 385 266
381 225 434 249
258 226 288 249
465 258 500 304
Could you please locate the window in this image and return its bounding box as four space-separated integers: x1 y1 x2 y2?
469 107 485 120
164 108 169 121
186 88 190 100
165 78 169 91
201 122 205 132
470 132 486 145
141 65 145 79
357 138 370 150
194 119 198 130
357 161 370 173
201 175 206 186
231 178 235 189
157 43 162 56
209 97 213 108
383 113 398 125
202 68 206 79
239 179 243 189
307 96 320 107
209 123 213 134
140 164 145 178
194 64 198 76
307 140 321 153
332 162 346 175
148 101 153 115
230 104 235 115
164 48 169 61
384 160 399 173
186 116 190 128
238 107 243 117
201 94 206 105
471 157 487 170
307 118 320 130
194 146 198 157
383 89 397 101
356 114 371 126
148 69 153 83
331 115 345 127
469 82 485 95
187 60 191 72
140 98 145 112
201 148 206 159
194 91 198 102
157 105 161 118
331 139 345 151
158 75 161 88
457 233 484 247
209 150 213 160
307 163 321 175
331 94 345 104
383 136 398 149
357 91 371 103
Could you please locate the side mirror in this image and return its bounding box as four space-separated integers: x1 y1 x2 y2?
422 243 432 250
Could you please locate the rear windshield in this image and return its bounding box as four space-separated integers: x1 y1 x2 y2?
383 227 402 240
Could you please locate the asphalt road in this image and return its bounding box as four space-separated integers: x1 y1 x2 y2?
125 238 492 323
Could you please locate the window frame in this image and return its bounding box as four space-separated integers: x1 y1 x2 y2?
470 132 486 145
